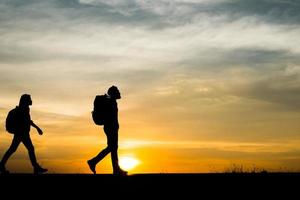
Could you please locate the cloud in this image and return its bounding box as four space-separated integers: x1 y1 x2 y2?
2 0 300 28
215 0 300 25
152 62 300 113
228 64 300 110
1 0 300 66
76 0 300 26
1 0 300 137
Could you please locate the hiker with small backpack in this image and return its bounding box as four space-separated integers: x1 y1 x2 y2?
87 86 127 176
0 94 47 174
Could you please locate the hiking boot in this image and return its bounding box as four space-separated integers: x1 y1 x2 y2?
34 166 48 174
0 164 9 175
87 160 96 174
113 168 128 176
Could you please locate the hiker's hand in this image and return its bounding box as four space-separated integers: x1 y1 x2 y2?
37 128 43 135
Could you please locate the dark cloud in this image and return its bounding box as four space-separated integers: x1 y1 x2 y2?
1 0 300 31
215 0 300 25
65 0 300 26
232 70 300 110
0 45 113 64
1 0 299 65
0 0 163 29
178 48 296 71
227 49 291 65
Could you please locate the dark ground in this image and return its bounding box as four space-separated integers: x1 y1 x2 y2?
0 173 299 198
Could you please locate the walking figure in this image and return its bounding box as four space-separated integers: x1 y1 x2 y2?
88 86 127 175
0 94 47 174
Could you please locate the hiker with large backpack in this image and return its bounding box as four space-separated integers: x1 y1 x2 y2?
0 94 47 174
87 86 127 176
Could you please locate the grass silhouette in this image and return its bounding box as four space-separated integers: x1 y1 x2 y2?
223 164 268 174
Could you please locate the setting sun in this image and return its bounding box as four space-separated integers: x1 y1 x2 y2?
119 157 140 171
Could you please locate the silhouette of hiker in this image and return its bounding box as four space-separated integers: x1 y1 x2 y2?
0 94 47 174
88 86 127 175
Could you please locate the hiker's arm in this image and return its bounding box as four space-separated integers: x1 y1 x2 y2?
31 120 43 135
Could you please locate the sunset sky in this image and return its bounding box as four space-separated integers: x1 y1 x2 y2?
0 0 300 173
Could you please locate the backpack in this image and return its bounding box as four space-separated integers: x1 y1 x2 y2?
5 107 19 134
92 95 109 126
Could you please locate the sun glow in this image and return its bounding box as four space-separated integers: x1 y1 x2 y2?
119 156 140 171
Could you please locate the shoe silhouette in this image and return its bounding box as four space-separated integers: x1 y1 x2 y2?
113 168 128 176
34 166 48 174
0 164 10 175
87 160 96 174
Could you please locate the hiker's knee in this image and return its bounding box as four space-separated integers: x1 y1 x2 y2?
27 145 35 152
7 142 20 153
108 143 118 151
7 146 17 154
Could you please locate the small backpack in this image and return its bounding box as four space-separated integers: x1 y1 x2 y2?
92 95 109 126
5 107 19 134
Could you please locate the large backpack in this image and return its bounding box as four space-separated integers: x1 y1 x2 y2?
92 95 109 126
5 107 19 134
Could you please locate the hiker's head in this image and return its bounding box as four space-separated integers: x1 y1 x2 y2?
108 86 121 99
19 94 32 106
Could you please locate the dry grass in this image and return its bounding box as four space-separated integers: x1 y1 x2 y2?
223 164 268 174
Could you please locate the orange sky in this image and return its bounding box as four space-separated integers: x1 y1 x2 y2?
1 106 300 173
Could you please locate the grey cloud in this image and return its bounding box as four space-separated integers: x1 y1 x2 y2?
1 0 300 65
231 68 300 110
2 0 300 31
0 44 113 64
76 0 300 26
134 57 300 118
186 61 300 111
215 0 300 25
78 0 300 26
0 0 163 29
178 48 295 71
226 49 292 65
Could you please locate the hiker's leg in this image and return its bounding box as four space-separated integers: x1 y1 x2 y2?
21 135 38 168
0 135 21 166
90 127 112 164
108 128 126 175
91 147 110 164
108 128 119 171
